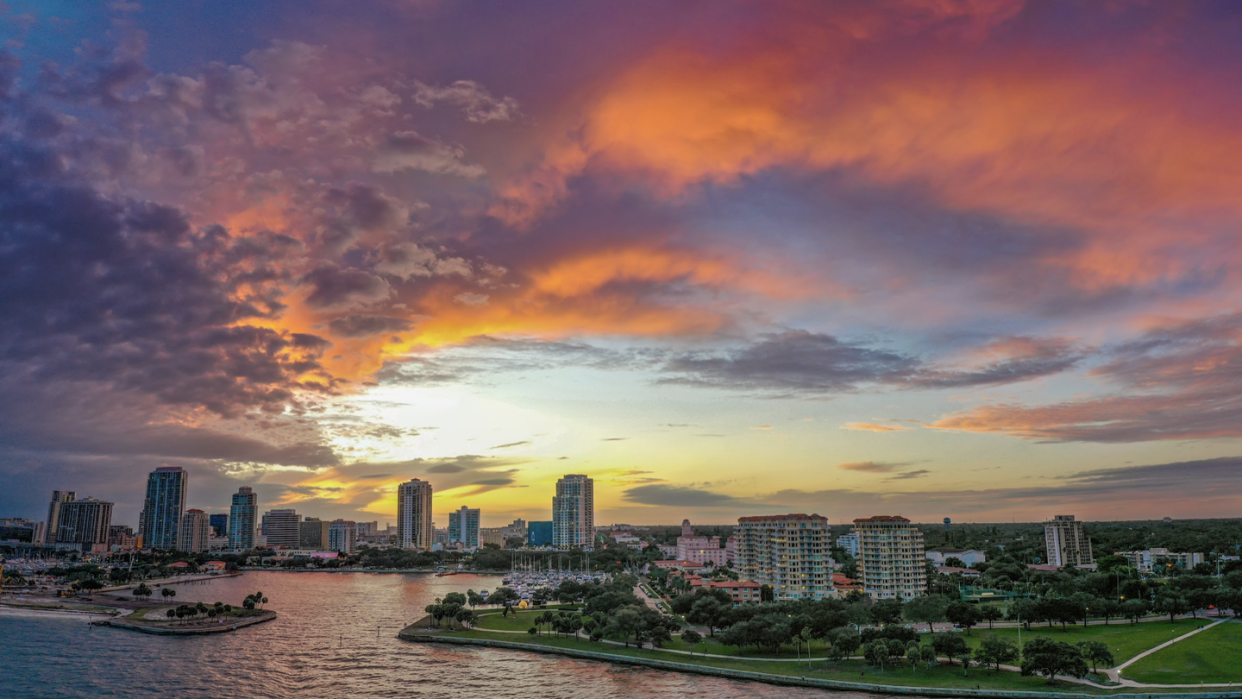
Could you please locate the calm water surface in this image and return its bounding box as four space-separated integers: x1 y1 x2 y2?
1 571 908 698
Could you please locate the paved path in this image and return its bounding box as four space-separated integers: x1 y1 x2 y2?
1103 618 1236 687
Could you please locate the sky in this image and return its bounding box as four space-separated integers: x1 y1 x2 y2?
2 0 1242 529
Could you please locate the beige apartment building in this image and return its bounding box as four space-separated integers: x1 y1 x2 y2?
735 513 832 600
1044 515 1094 567
853 515 927 600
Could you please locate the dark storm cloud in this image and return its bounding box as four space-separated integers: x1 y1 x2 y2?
933 315 1242 442
622 484 745 508
662 330 916 394
661 331 1080 396
328 314 414 338
302 266 392 309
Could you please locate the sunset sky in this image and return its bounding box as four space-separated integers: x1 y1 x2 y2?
3 0 1241 529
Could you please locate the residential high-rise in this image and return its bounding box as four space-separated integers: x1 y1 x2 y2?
300 517 331 549
853 515 928 601
209 513 229 538
396 478 433 550
528 520 554 547
552 474 594 550
1044 515 1094 567
138 466 187 549
735 514 831 601
835 531 860 558
177 509 211 553
228 486 258 550
44 490 76 545
448 506 480 549
55 497 113 552
328 519 357 554
264 508 301 548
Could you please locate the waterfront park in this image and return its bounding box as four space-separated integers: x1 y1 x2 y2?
401 586 1242 695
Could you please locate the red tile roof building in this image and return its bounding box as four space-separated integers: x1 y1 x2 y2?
708 579 763 605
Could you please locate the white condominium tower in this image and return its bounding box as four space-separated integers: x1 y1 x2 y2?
735 514 831 601
552 474 594 550
397 478 434 550
853 515 928 600
1044 514 1094 567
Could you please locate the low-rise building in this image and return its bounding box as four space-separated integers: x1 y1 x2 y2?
650 560 705 572
1116 548 1205 573
925 548 987 567
707 580 763 605
675 519 735 566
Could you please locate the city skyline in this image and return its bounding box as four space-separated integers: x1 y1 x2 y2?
4 1 1242 528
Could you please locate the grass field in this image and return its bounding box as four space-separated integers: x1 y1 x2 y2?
472 606 579 631
1123 620 1242 684
966 618 1212 664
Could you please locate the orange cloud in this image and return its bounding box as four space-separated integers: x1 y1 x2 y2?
842 422 911 432
499 18 1242 292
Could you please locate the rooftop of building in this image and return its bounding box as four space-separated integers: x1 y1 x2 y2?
737 513 826 522
853 515 910 523
708 580 762 589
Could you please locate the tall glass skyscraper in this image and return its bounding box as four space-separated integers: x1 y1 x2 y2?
552 474 594 550
138 467 187 550
209 513 229 538
229 486 257 550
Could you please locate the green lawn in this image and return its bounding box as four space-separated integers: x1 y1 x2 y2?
1123 620 1242 684
439 629 1125 693
472 606 579 631
966 618 1212 664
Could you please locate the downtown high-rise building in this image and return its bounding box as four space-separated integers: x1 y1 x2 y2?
328 519 357 554
229 486 258 550
552 474 594 550
300 517 330 550
209 513 229 538
735 513 831 601
1044 514 1094 568
55 498 114 552
264 508 301 548
853 515 928 601
44 490 76 545
396 478 433 550
138 466 187 549
177 509 211 553
448 506 480 549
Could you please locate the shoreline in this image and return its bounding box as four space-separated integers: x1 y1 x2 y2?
0 604 117 622
396 630 1242 699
